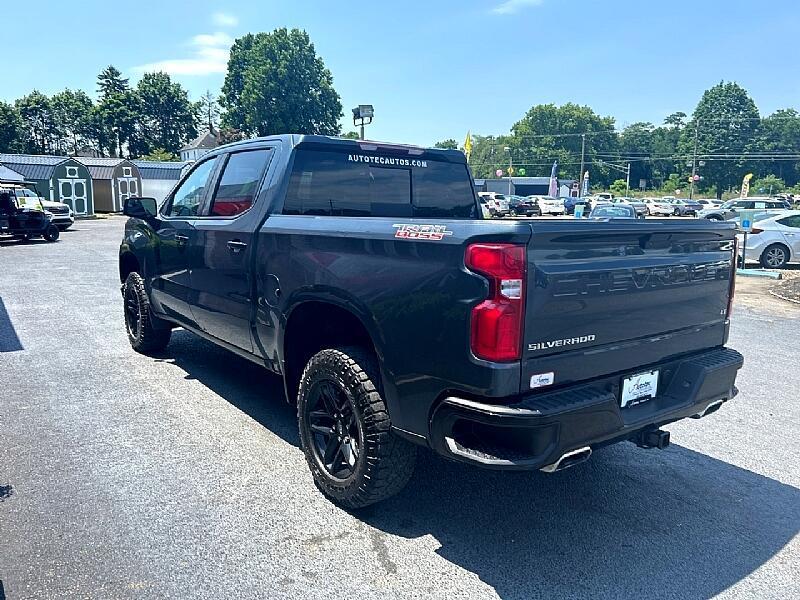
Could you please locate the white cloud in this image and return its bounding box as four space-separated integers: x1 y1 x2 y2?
133 31 232 76
212 12 238 27
491 0 544 15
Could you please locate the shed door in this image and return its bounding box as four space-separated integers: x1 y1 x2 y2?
58 178 88 215
117 177 138 211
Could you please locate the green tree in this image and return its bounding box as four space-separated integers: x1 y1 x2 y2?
755 109 800 186
751 174 785 195
619 122 654 189
221 28 343 136
465 134 513 179
509 103 618 185
140 148 179 161
196 90 220 133
97 90 139 157
97 65 130 98
15 91 55 153
0 101 23 152
680 82 760 199
609 179 628 196
340 131 360 140
434 138 458 150
133 72 197 157
50 89 95 155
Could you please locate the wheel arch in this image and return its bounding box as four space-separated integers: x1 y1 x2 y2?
281 299 380 404
119 251 141 283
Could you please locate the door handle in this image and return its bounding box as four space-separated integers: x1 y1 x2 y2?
227 240 248 253
175 234 189 244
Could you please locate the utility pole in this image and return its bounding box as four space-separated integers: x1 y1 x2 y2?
504 146 512 195
689 119 699 200
579 133 586 197
625 162 631 196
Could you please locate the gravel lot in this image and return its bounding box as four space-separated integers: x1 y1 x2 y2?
1 217 798 600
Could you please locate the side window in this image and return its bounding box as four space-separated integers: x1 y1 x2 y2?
208 149 271 217
166 158 217 217
778 215 800 228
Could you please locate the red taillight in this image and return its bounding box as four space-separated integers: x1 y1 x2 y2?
465 243 526 362
727 237 738 317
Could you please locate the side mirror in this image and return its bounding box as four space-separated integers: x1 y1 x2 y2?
123 197 158 220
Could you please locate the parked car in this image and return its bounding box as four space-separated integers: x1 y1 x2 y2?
641 197 674 216
736 210 800 268
119 134 742 508
0 180 60 242
695 198 722 210
665 197 703 216
589 203 637 218
478 196 494 218
41 199 74 230
531 195 565 215
477 192 510 216
611 197 647 218
595 192 614 201
563 196 592 215
507 195 540 216
699 198 789 221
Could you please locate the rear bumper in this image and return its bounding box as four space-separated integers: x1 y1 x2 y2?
429 347 743 470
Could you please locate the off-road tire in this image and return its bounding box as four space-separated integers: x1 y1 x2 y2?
122 271 171 354
298 346 416 509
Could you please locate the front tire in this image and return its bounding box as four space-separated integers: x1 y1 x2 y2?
760 244 789 269
122 272 172 354
298 347 416 509
43 223 59 242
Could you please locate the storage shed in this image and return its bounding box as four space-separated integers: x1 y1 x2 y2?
132 160 190 202
77 158 143 212
0 164 26 183
0 154 94 215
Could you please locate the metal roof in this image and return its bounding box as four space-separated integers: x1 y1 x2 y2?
0 154 70 180
74 157 125 179
0 164 25 182
132 160 190 180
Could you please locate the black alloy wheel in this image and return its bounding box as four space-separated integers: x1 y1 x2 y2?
306 379 362 480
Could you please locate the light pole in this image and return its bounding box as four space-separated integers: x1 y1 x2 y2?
351 105 374 140
504 146 512 195
596 159 631 196
579 133 586 197
689 119 700 200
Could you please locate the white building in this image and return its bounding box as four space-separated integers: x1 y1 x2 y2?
180 131 218 162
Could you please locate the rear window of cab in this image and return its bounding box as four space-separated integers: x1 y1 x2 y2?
282 149 477 219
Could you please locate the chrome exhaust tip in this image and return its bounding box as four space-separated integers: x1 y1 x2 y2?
540 446 592 473
692 398 725 419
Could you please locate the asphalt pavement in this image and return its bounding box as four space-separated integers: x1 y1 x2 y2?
1 217 799 599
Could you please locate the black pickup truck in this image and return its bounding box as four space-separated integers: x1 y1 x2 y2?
119 135 743 508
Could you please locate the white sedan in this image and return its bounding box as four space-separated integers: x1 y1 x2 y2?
532 196 565 215
737 210 800 268
641 198 674 216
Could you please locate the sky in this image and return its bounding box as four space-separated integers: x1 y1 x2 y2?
4 0 800 147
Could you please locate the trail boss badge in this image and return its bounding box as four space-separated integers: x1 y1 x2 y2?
393 224 454 241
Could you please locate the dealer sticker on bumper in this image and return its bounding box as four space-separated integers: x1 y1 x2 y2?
621 370 659 408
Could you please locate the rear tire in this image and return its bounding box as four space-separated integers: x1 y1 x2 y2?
298 346 416 509
122 271 172 354
760 244 789 269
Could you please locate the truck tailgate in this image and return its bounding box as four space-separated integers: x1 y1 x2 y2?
521 219 736 394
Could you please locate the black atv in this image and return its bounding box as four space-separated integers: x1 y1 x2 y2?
0 179 60 243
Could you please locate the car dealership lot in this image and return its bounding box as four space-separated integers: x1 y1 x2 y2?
1 218 799 599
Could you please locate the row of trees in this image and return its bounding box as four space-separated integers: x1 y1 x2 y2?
0 66 210 159
439 82 800 198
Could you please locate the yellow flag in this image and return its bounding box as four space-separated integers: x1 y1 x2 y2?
740 173 753 198
463 131 473 161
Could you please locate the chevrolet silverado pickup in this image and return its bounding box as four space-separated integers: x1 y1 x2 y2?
119 135 743 508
